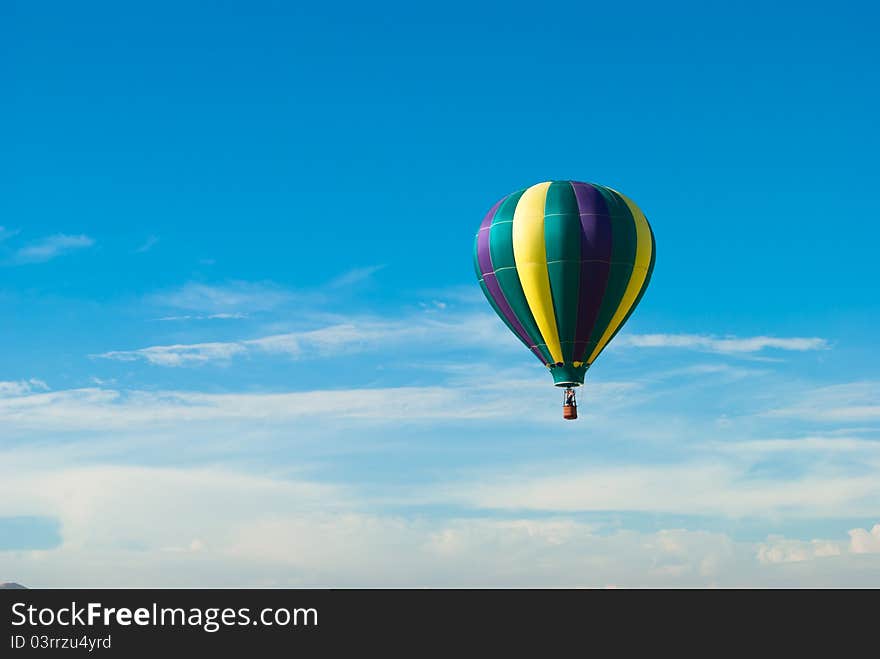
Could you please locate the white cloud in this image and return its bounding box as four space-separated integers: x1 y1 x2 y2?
3 369 878 525
97 341 248 366
2 282 876 589
327 265 385 288
1 368 880 586
2 461 879 587
155 313 248 321
849 524 880 554
94 312 509 366
0 382 563 437
757 535 842 564
107 291 832 377
0 379 49 397
150 281 293 313
13 234 94 264
651 363 768 380
620 333 828 354
439 462 880 519
711 436 880 456
765 382 880 422
757 524 880 565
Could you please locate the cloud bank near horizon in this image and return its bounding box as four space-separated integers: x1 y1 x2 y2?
1 278 874 587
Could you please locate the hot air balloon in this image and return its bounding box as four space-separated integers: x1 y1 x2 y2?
473 181 655 420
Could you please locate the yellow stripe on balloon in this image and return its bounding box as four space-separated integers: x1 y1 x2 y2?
512 181 564 364
587 191 653 364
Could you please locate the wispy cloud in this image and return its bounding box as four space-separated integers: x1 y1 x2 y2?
438 461 880 519
150 281 293 314
12 234 95 264
134 235 160 253
3 378 878 521
97 342 248 367
95 313 508 366
0 379 49 397
155 313 248 322
94 316 833 372
710 436 880 456
149 268 390 317
2 354 879 585
0 384 524 431
765 382 880 422
0 373 646 440
620 333 829 354
327 264 385 288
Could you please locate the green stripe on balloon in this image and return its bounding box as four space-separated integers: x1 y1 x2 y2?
602 218 656 352
543 181 582 364
582 186 637 364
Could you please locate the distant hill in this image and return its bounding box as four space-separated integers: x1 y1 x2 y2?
0 582 27 589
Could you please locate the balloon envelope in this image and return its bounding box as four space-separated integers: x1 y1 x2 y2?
473 181 655 387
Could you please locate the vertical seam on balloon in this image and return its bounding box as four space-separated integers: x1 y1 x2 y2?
512 182 564 364
586 190 652 363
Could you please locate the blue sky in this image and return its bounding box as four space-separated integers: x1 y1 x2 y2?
1 1 879 586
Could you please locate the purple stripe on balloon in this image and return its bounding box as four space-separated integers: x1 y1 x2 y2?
477 198 548 364
570 182 612 360
476 198 503 276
